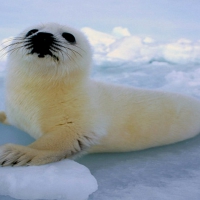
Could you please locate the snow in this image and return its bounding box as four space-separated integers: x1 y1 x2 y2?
1 27 200 200
78 136 200 200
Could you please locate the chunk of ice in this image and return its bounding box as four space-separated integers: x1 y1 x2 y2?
0 159 98 200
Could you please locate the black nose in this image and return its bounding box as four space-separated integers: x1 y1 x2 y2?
32 32 54 46
28 32 55 58
36 32 54 38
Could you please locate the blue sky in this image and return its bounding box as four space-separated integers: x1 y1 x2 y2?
1 0 200 42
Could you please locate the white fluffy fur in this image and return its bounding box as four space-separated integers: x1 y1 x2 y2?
1 23 200 166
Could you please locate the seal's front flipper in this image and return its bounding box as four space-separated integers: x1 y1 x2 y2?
0 143 64 166
0 131 94 166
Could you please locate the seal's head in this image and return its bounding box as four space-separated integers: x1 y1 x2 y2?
6 23 92 81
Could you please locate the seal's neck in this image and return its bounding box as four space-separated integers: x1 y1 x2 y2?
6 59 91 87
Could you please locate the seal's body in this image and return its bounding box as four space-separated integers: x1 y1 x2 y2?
1 23 200 166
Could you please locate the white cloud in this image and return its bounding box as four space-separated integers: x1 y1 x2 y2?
162 40 200 64
107 36 143 61
177 38 192 44
81 27 116 48
81 27 116 63
143 37 154 44
112 27 131 38
82 27 200 65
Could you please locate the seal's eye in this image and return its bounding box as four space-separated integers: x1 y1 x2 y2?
62 32 76 44
26 29 39 37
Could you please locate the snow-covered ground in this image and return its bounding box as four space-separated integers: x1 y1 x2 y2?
1 28 200 199
0 158 97 200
